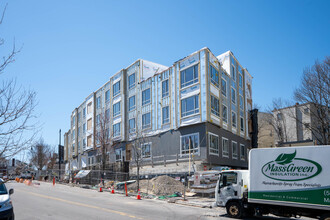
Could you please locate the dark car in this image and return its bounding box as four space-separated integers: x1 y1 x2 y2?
0 179 14 220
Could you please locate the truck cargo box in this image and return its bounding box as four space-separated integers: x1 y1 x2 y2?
248 146 330 211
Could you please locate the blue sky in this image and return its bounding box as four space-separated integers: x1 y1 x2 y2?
1 0 329 153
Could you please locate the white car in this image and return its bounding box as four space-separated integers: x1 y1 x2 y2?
0 179 14 220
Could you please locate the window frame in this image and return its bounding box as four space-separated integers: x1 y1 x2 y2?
222 104 228 123
129 118 136 133
162 79 169 98
231 87 236 104
96 96 101 109
141 143 151 159
209 132 219 156
115 149 122 162
113 123 121 137
128 73 136 90
128 96 136 111
162 106 170 125
113 81 120 97
232 111 237 128
221 78 227 97
180 64 199 88
142 88 151 106
210 65 219 88
105 90 110 103
181 95 199 118
142 112 151 130
240 144 245 160
232 141 238 159
240 117 244 132
113 101 121 117
211 95 220 117
180 133 200 155
222 138 229 158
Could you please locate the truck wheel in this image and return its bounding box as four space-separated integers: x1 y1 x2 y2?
320 213 330 220
226 202 242 218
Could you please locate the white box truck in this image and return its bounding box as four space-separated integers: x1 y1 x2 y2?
215 146 330 219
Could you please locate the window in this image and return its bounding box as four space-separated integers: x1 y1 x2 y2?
231 87 236 104
181 95 199 117
180 133 199 155
78 112 81 123
142 88 151 106
71 116 75 127
96 96 101 109
78 127 81 137
209 133 219 155
83 107 86 118
231 65 236 81
113 81 120 97
87 118 92 130
141 143 151 158
128 73 135 89
105 109 110 122
232 111 237 128
113 123 120 137
222 138 229 157
72 129 75 140
72 144 75 153
162 79 169 98
211 95 220 116
96 114 100 126
232 141 238 159
239 95 243 110
83 123 86 133
240 117 244 132
220 172 237 187
87 102 92 114
115 149 122 162
162 106 170 124
129 118 136 133
239 74 243 88
240 144 245 160
113 102 120 117
83 138 86 149
210 65 219 87
222 105 228 123
129 96 135 111
221 78 227 96
142 112 151 129
180 64 198 88
87 135 92 147
105 90 110 103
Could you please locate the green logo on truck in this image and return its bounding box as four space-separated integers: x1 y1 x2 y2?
262 151 322 181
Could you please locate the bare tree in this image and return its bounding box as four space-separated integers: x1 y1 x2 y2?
294 57 330 145
30 139 50 171
94 111 114 171
47 151 58 170
267 98 292 147
0 4 38 159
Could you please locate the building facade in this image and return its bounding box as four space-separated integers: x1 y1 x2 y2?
64 48 253 174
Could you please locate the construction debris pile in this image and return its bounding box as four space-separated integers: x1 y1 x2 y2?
190 171 220 195
127 175 184 196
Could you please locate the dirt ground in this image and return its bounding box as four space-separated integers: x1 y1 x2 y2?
127 175 184 196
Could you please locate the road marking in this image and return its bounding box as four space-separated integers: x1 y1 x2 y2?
15 189 144 219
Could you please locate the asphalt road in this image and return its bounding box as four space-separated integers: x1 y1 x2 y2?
6 181 225 220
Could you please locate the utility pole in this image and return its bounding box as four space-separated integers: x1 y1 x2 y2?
59 129 61 180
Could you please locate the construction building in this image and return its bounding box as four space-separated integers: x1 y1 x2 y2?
64 47 253 175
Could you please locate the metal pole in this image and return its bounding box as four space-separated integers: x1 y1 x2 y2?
59 129 61 180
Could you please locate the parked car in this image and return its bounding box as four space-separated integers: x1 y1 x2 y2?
0 179 14 220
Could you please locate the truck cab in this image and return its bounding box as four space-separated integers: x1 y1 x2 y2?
215 170 249 218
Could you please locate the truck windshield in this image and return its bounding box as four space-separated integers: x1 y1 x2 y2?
220 172 237 187
0 182 8 195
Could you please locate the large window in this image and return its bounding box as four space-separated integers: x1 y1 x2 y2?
180 64 198 88
142 112 151 129
240 144 245 160
239 95 244 110
105 109 110 122
222 105 228 123
96 114 100 126
129 118 135 133
83 123 86 134
231 65 236 81
211 95 220 116
142 88 151 106
221 78 227 96
239 74 243 88
128 73 135 90
222 138 229 157
129 96 135 111
83 107 86 118
113 81 120 97
72 129 75 140
105 90 110 103
72 116 75 128
162 79 169 98
87 118 92 130
96 96 101 109
87 135 92 147
113 123 120 137
209 133 219 155
115 149 122 162
232 141 238 159
210 65 219 87
240 117 244 132
162 106 170 124
231 87 236 104
181 95 199 117
232 111 237 128
87 102 92 114
180 133 199 155
113 102 120 117
141 143 151 158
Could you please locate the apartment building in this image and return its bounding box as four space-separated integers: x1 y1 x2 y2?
64 47 253 174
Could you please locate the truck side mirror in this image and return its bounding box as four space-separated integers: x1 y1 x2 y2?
9 189 14 195
223 175 227 186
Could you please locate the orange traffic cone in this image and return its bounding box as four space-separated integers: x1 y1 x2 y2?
99 186 103 192
111 185 115 194
137 189 141 200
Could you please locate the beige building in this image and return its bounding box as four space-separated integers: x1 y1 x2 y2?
257 112 275 148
